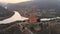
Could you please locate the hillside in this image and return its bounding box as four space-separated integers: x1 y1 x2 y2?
1 0 60 17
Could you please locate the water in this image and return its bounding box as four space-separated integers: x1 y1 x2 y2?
0 11 28 24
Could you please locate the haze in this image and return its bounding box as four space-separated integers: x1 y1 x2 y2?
0 0 31 3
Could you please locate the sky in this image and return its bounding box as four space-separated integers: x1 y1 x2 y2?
0 0 59 3
0 0 31 3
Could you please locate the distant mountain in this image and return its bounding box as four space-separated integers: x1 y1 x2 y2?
0 3 8 7
7 1 60 9
0 0 60 17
